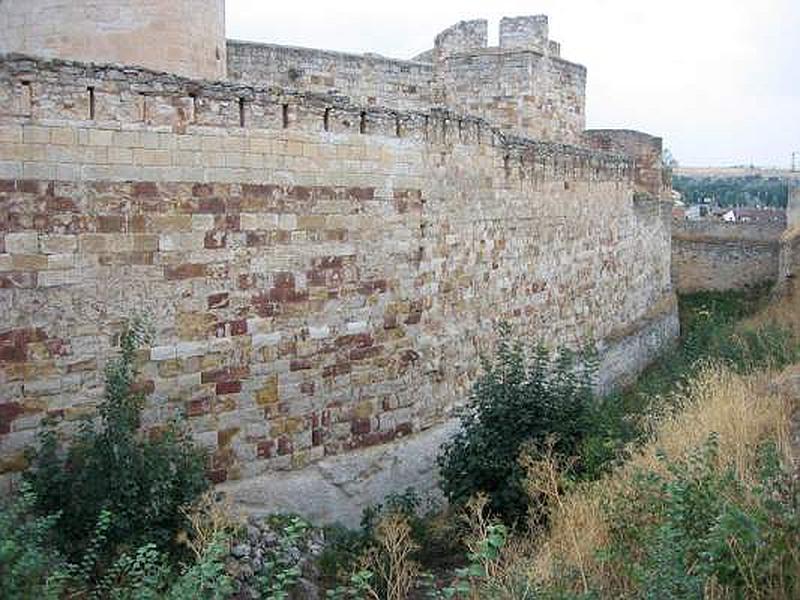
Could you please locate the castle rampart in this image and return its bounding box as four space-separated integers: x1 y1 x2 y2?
226 41 434 112
224 16 586 145
0 53 677 520
0 0 227 80
671 220 785 293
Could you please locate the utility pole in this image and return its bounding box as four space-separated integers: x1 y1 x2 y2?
793 151 798 173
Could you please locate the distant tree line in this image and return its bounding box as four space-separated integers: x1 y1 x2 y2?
673 175 789 208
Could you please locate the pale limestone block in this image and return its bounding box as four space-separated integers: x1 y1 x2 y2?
22 162 55 179
191 214 215 231
240 213 278 230
113 131 140 147
22 125 50 144
175 341 207 359
158 233 205 252
0 125 22 144
252 332 282 348
88 129 114 146
150 345 177 361
37 269 82 287
5 232 39 254
278 214 297 230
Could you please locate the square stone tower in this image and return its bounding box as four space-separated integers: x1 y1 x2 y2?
0 0 227 80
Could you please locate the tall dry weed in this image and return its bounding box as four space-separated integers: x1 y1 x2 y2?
360 512 420 600
528 365 795 594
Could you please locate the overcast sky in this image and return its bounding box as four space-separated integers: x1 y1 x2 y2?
227 0 800 168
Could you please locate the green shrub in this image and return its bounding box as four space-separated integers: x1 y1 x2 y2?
438 323 597 524
601 435 800 598
0 484 64 599
24 319 209 568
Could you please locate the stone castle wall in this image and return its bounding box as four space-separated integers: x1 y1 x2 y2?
671 220 785 293
0 0 227 80
226 16 585 145
226 42 433 111
0 55 677 519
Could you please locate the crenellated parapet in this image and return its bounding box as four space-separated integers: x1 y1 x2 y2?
0 54 630 185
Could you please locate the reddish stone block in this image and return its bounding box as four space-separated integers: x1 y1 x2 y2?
198 197 226 213
0 272 38 290
269 287 308 303
323 362 351 378
239 274 256 290
347 187 375 201
359 279 388 295
192 183 214 197
0 180 15 193
400 349 420 365
351 418 371 435
277 436 293 456
17 180 39 194
335 333 373 349
229 319 248 336
290 359 312 371
350 345 381 361
97 215 125 233
395 422 413 437
130 379 155 394
45 338 69 358
0 345 24 363
165 263 206 280
0 402 24 434
46 197 78 212
207 292 229 309
405 311 422 325
186 398 211 417
252 293 278 317
324 229 347 242
300 382 315 396
133 182 158 197
246 232 269 247
288 186 311 201
257 440 274 459
242 183 278 199
208 469 228 484
204 230 227 249
216 380 242 395
202 367 249 384
130 215 146 233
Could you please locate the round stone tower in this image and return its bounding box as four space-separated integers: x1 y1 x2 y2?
0 0 226 80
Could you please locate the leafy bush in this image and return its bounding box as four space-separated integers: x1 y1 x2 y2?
438 323 597 524
24 319 209 567
601 435 800 598
0 484 64 599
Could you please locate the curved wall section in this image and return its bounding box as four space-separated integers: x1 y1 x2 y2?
0 0 226 79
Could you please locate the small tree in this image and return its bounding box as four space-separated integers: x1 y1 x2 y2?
25 319 209 567
437 324 597 524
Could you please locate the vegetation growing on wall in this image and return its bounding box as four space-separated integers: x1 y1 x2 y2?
2 289 798 598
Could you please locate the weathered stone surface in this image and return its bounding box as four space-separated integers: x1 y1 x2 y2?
219 420 459 527
0 14 679 521
0 1 226 80
672 220 785 293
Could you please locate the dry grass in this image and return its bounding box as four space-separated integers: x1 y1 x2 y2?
525 365 795 594
743 287 800 338
177 490 244 559
360 512 420 600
